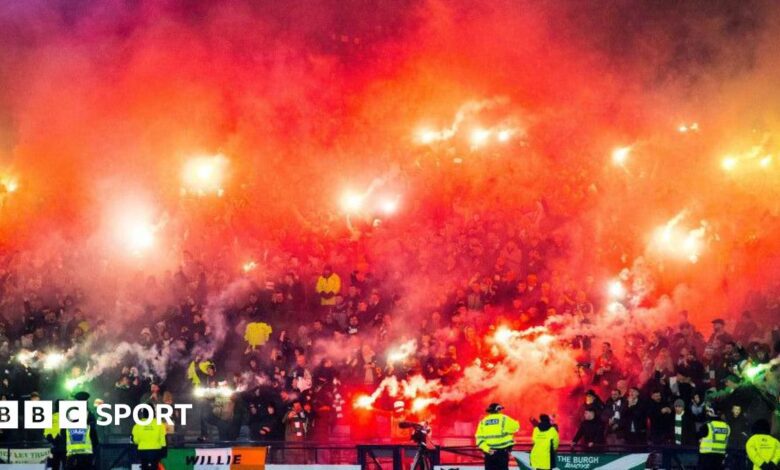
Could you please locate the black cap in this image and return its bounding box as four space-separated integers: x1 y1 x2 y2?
73 391 90 401
486 403 504 413
539 414 551 423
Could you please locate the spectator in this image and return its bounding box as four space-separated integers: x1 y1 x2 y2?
623 387 648 446
647 390 673 444
584 389 604 417
140 381 162 406
289 354 313 393
249 403 281 442
707 319 734 349
726 405 750 451
572 409 605 451
283 401 309 463
602 389 626 445
672 399 697 446
315 266 341 307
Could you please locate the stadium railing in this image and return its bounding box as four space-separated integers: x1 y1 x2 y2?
0 440 749 469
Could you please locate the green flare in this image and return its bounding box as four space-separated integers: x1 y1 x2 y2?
65 378 79 391
744 364 765 381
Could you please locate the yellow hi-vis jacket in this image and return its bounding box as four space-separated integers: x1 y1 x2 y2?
475 413 520 453
746 434 780 470
43 412 60 439
132 421 167 451
65 427 93 456
700 420 730 454
530 425 559 469
187 360 214 386
315 274 341 305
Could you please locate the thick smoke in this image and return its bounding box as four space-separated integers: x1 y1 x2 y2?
1 0 780 434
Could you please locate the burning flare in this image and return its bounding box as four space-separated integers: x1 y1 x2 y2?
611 146 631 166
652 211 709 263
387 340 417 365
182 154 228 196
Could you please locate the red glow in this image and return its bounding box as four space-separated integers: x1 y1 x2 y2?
0 0 779 442
182 155 228 196
354 395 375 410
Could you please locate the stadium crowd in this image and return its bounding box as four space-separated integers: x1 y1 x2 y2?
0 198 778 459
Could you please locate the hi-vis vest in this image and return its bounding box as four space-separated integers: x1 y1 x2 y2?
132 422 166 451
700 420 730 454
44 412 60 439
475 413 520 453
66 427 93 456
315 274 341 305
746 434 780 470
187 360 214 386
530 426 560 469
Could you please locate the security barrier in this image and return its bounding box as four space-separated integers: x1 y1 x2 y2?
0 441 753 469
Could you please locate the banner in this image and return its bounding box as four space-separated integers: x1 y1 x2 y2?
266 467 360 470
9 448 50 464
161 447 267 469
434 452 650 470
513 451 649 470
0 448 47 469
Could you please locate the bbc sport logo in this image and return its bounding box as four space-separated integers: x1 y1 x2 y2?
0 401 193 428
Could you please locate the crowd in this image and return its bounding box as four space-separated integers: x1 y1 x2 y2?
0 181 778 457
569 321 780 450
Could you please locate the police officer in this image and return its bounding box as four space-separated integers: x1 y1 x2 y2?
530 415 559 470
132 408 168 470
698 408 731 470
65 391 99 470
745 419 780 470
475 403 520 470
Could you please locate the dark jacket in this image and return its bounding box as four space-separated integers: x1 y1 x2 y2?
621 399 648 440
647 400 673 444
602 397 626 436
572 418 605 448
726 414 750 449
250 408 282 441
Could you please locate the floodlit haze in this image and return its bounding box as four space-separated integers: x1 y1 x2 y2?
1 0 780 430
